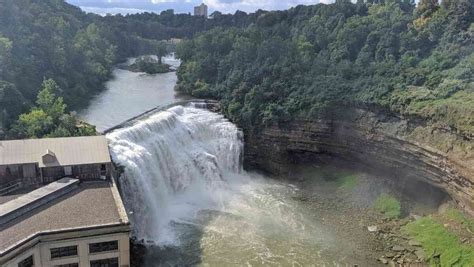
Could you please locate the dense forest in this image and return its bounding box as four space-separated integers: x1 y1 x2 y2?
1 0 473 140
0 0 258 139
176 0 474 138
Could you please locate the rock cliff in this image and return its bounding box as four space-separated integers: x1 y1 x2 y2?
243 106 474 215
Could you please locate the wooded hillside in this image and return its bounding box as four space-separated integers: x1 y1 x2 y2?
176 0 474 137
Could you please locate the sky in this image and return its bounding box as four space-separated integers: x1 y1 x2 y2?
66 0 339 16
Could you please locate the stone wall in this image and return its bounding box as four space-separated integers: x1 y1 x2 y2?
243 106 474 215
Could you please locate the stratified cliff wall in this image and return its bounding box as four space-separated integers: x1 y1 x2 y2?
243 106 474 214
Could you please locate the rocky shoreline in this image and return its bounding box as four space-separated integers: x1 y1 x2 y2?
281 164 447 266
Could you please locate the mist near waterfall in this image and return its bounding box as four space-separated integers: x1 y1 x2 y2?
107 105 243 244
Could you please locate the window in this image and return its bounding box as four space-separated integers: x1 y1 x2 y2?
50 245 78 259
100 164 107 176
90 258 118 267
18 255 34 267
64 166 72 176
89 240 118 253
55 264 78 267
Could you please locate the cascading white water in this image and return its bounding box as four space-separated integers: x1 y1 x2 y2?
105 103 379 266
106 104 243 244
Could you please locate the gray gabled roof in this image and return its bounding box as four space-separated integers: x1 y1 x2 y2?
0 136 111 168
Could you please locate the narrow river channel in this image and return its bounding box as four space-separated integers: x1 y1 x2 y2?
79 56 387 266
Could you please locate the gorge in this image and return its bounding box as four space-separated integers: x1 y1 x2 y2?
77 53 472 266
104 104 397 266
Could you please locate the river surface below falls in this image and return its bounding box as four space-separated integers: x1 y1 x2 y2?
79 56 383 266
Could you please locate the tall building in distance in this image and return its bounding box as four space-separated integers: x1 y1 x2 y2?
194 3 208 17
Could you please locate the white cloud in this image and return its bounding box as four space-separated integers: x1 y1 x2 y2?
204 0 326 13
67 0 365 15
79 6 150 15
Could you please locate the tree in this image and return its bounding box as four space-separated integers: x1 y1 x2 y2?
0 34 12 77
36 79 66 122
416 0 439 17
13 109 53 138
156 41 167 64
10 78 96 139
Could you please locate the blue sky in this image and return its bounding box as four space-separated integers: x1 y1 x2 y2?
66 0 341 15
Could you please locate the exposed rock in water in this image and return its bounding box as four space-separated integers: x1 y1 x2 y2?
243 106 474 215
368 225 378 232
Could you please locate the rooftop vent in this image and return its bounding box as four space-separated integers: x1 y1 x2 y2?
42 149 56 164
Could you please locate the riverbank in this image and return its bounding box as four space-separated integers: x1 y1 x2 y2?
286 164 471 266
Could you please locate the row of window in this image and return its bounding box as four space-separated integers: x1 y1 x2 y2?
56 259 118 267
56 264 78 267
17 240 119 267
91 258 119 267
18 255 34 267
51 245 78 259
50 240 118 259
18 257 118 267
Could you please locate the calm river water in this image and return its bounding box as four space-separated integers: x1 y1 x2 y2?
78 55 187 132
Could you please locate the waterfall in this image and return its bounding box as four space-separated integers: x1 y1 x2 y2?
106 105 243 244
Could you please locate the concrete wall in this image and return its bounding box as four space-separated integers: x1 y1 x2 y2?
3 232 129 267
42 163 112 183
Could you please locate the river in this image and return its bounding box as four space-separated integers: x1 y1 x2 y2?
79 56 383 266
78 55 188 132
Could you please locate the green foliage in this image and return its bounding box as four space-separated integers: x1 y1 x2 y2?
36 80 66 122
128 56 172 74
0 34 12 76
14 109 53 138
338 174 359 191
155 42 167 64
175 1 474 137
1 0 254 138
373 193 401 219
10 79 96 139
404 217 474 267
445 209 474 233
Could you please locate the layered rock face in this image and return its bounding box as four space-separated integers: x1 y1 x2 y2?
244 106 474 215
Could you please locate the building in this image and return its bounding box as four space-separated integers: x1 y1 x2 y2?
194 3 208 17
0 136 130 267
0 136 113 193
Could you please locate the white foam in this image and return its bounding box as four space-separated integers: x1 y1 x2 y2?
107 106 243 244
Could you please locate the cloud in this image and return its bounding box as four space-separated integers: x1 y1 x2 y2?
66 0 344 15
204 0 328 13
67 0 199 15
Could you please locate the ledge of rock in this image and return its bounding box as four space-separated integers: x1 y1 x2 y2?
243 106 474 215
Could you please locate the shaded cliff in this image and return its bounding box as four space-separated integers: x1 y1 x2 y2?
243 106 474 215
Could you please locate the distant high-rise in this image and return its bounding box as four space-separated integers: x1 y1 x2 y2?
194 3 208 17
